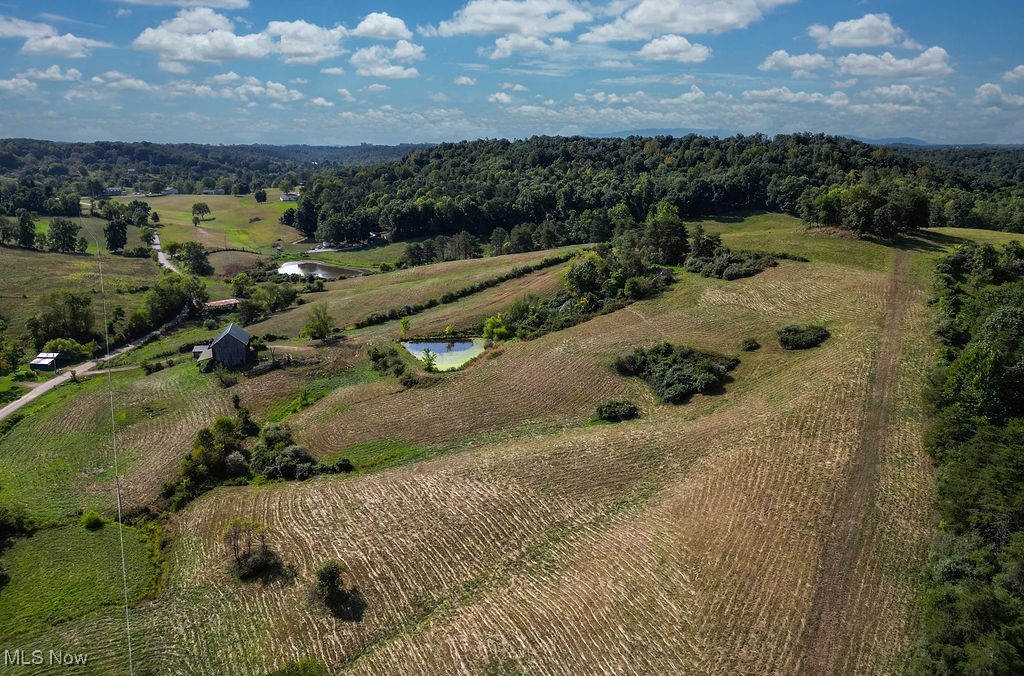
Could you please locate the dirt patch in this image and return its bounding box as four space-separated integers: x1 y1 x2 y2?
802 250 911 674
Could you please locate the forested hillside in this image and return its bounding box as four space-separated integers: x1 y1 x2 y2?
894 145 1024 183
0 139 428 216
297 134 1024 248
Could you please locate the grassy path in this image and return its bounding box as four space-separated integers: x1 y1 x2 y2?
803 250 912 673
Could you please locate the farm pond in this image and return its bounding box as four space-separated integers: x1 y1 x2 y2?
402 339 487 371
276 260 367 279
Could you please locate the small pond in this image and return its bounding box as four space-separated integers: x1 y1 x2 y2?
276 260 366 279
402 338 487 371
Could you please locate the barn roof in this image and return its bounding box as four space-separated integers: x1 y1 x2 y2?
212 323 251 347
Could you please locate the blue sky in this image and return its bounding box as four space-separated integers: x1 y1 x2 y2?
0 0 1021 144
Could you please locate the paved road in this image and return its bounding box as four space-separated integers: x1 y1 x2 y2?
152 232 180 273
0 239 186 422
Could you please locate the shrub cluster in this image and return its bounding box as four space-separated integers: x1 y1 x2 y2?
80 510 105 530
684 248 777 280
354 253 576 329
777 324 830 350
595 399 640 422
740 337 761 351
615 343 738 404
368 345 417 388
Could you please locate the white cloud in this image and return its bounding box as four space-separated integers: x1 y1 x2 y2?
659 85 705 104
117 0 250 7
0 77 37 95
808 13 917 49
500 82 528 91
366 83 390 91
230 76 304 102
350 40 425 78
488 34 569 59
429 0 591 38
19 65 82 81
581 0 796 43
742 86 848 106
321 66 346 75
428 92 450 102
454 75 477 86
974 83 1024 108
758 49 828 77
637 35 711 63
865 84 951 105
337 88 356 102
133 8 269 72
264 20 347 64
1003 65 1024 83
488 91 512 103
575 89 651 104
21 33 112 58
310 96 334 107
0 16 55 38
352 12 412 40
116 9 133 18
208 71 240 84
837 46 953 78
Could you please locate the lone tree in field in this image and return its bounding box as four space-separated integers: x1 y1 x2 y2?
303 304 335 343
313 559 366 621
254 189 267 204
192 202 211 222
223 518 280 580
104 218 128 252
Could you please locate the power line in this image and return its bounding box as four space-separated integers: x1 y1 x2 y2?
85 212 135 675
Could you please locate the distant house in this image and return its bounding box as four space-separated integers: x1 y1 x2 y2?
29 352 61 371
204 298 240 312
201 188 226 195
197 323 252 368
279 192 300 202
161 187 179 195
103 187 124 196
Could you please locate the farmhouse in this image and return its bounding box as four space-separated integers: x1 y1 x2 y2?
279 192 300 201
161 186 178 195
196 323 252 368
29 352 61 371
201 188 226 195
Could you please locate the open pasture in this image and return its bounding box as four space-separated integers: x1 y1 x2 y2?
3 214 1006 673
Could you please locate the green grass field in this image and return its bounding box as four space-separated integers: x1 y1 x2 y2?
36 215 146 255
119 191 304 253
2 214 1021 673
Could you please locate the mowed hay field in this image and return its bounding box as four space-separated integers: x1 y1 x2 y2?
119 191 303 252
8 215 1024 674
0 245 163 341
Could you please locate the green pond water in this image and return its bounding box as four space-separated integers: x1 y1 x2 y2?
402 339 487 371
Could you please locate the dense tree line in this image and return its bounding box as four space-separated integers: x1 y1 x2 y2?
916 241 1024 672
895 145 1024 184
295 134 1024 248
0 139 427 217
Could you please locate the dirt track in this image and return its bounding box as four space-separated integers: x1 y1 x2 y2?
802 250 912 673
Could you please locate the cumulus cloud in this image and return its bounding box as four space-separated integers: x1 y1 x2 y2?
659 85 706 104
133 8 348 71
0 77 37 95
487 34 569 59
429 0 591 38
337 88 356 102
454 75 477 86
581 0 796 43
637 35 711 63
0 16 55 38
837 46 953 78
350 40 425 78
808 13 918 49
309 96 334 107
321 66 345 75
352 12 412 40
366 83 390 91
207 71 240 84
575 89 651 104
974 83 1024 108
758 50 829 77
500 82 528 91
264 20 347 64
230 76 304 102
21 33 112 58
742 86 848 106
488 91 513 103
19 65 82 81
133 8 268 72
1004 65 1024 83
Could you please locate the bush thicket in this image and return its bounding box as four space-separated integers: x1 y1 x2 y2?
614 343 738 404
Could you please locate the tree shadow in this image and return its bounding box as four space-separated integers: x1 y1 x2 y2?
323 586 367 622
889 229 972 253
236 549 298 587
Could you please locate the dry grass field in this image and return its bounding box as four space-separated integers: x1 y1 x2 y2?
6 215 1023 674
